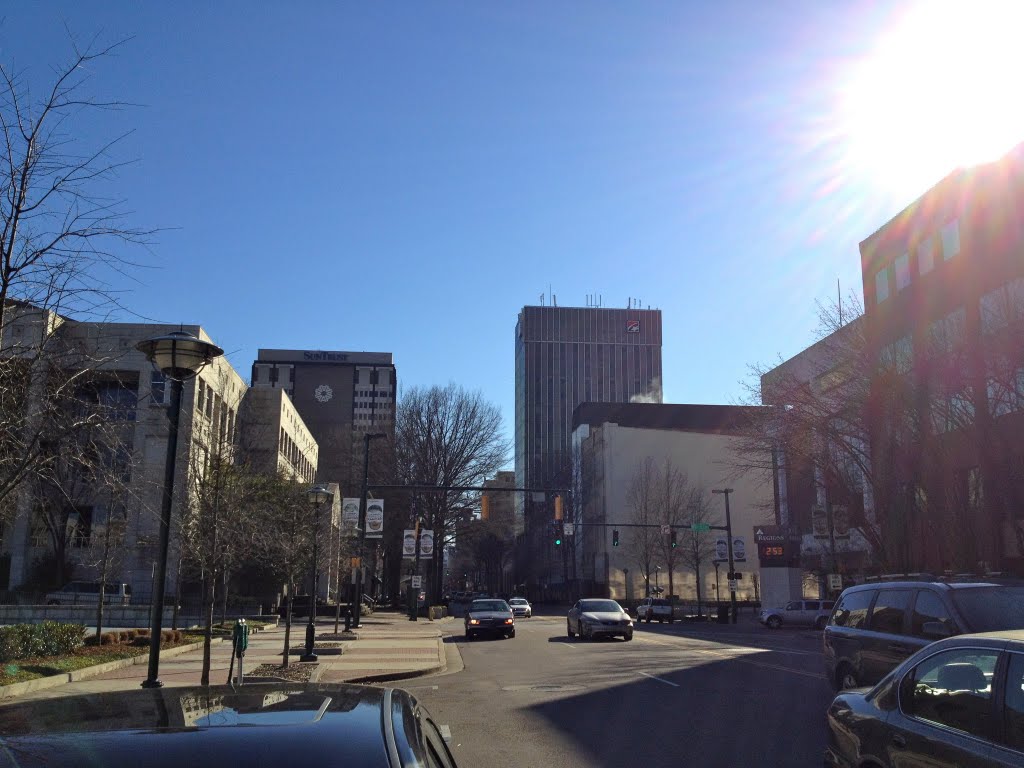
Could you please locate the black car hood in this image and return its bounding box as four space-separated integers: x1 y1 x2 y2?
0 684 402 767
467 610 512 620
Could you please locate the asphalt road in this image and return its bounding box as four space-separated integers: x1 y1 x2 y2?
410 615 836 768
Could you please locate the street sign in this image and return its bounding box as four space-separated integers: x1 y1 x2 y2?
350 557 361 568
563 523 573 536
827 573 843 591
728 579 738 592
691 523 711 532
661 524 671 535
411 576 422 589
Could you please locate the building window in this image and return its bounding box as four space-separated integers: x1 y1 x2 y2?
987 361 1024 417
931 388 974 434
875 267 890 304
269 367 279 384
895 253 911 291
197 379 206 414
880 335 913 374
980 278 1024 335
150 371 166 405
917 237 935 275
941 219 960 260
927 307 966 357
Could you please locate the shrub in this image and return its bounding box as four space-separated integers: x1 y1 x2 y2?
0 622 85 661
99 632 119 646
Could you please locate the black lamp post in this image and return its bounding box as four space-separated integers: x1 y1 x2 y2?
712 488 737 624
301 484 333 662
136 330 223 689
353 432 385 629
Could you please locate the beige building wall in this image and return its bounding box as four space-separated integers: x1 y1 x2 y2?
239 387 318 483
575 421 774 603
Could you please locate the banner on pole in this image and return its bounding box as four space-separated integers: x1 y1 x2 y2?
365 500 384 539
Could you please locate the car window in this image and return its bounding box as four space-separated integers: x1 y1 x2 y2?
901 647 999 738
1003 653 1024 752
952 587 1024 632
822 601 835 610
869 590 911 635
805 601 820 610
785 601 800 611
470 600 508 612
911 590 957 638
831 589 875 628
422 717 456 768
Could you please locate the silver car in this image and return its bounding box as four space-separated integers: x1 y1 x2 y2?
508 597 532 618
567 598 634 641
759 599 834 630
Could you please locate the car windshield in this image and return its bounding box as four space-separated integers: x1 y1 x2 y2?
580 600 622 613
470 600 508 612
951 587 1024 631
509 599 527 605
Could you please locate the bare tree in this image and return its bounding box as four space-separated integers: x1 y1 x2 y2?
459 513 514 596
654 458 688 599
394 384 510 599
626 458 659 597
0 38 152 509
677 486 717 616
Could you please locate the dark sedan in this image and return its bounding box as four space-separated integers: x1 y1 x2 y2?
0 683 457 767
825 630 1024 767
464 598 515 640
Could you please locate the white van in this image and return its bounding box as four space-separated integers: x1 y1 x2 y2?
45 581 132 605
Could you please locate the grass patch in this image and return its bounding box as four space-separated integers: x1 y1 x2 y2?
0 638 199 687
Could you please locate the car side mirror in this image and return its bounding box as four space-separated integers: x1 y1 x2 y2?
921 621 952 639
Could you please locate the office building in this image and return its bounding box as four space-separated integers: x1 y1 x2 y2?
514 303 662 590
859 143 1024 574
252 349 396 488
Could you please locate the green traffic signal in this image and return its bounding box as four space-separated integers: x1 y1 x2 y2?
554 537 562 546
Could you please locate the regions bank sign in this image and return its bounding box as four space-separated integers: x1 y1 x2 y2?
303 351 349 362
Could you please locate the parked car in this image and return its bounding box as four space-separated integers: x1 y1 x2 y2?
0 683 458 767
508 597 532 618
825 630 1024 767
567 599 634 641
824 580 1024 691
636 597 673 624
759 599 835 630
45 581 132 606
464 599 515 640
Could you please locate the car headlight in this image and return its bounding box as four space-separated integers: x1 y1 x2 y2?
468 619 480 625
504 618 514 625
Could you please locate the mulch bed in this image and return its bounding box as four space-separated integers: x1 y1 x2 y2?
247 663 317 683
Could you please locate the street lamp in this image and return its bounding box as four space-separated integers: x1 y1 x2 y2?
712 488 737 624
301 484 333 662
353 432 386 629
136 330 223 688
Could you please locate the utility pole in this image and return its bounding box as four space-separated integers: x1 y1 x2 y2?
713 488 737 624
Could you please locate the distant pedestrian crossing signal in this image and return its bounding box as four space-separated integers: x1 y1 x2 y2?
612 529 620 547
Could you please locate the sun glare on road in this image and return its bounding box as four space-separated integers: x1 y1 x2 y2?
838 0 1024 198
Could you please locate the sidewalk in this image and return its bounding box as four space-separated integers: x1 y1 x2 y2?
0 611 453 704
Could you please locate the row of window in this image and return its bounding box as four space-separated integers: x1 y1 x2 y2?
875 219 961 304
279 429 314 479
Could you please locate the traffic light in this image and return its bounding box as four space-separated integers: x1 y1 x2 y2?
480 495 490 521
552 520 562 546
554 494 564 521
671 531 678 548
612 529 620 547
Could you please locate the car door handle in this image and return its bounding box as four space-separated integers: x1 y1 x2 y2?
891 734 907 750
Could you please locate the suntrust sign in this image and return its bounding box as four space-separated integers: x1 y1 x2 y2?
303 351 349 362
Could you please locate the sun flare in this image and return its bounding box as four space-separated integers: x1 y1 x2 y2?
840 1 1024 195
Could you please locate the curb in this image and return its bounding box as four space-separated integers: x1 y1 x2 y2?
0 637 227 699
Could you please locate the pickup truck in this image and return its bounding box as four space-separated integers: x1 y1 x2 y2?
636 597 674 623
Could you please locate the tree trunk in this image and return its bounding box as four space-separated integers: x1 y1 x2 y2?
171 556 182 631
667 568 674 600
282 581 294 669
220 567 228 626
694 563 703 617
200 572 215 685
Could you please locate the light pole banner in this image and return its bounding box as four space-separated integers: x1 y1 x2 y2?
733 537 747 562
402 529 417 558
365 500 384 539
715 538 728 562
419 530 434 558
342 499 360 530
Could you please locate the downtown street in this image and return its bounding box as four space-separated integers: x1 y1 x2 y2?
414 611 833 768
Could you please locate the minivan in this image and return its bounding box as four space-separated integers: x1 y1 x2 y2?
45 581 132 605
823 580 1024 690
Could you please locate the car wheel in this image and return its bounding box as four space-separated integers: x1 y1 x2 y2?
567 622 575 638
624 632 633 642
509 629 516 638
837 665 860 691
815 616 828 631
582 623 592 641
766 615 782 629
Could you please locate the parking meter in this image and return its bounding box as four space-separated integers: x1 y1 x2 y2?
230 619 249 685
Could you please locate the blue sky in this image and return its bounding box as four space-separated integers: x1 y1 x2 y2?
2 2 957 436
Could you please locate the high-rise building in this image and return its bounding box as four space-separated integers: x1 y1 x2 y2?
251 349 396 488
514 303 662 593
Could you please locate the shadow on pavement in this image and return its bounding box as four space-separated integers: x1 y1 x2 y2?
525 653 833 768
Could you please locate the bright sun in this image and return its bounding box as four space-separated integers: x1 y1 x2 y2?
840 0 1024 196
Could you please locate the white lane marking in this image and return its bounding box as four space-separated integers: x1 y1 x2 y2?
639 671 680 687
637 631 822 657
